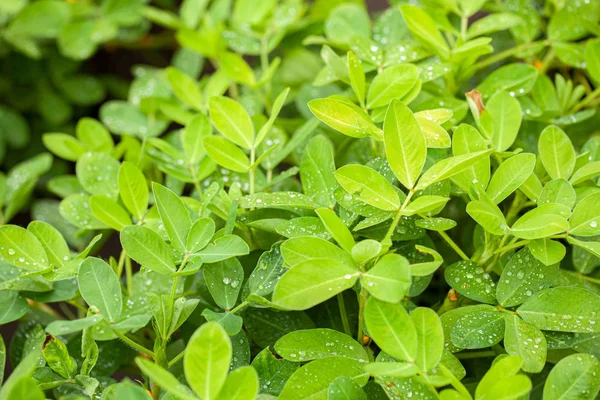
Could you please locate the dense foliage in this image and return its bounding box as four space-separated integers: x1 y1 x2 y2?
1 0 600 399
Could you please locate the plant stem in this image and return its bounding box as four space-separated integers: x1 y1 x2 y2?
116 250 126 279
460 16 468 41
382 190 414 246
125 255 133 296
474 40 550 71
580 274 600 285
539 48 555 73
356 287 368 343
138 137 147 167
230 301 249 314
168 350 185 368
337 294 352 337
438 231 469 261
493 239 528 255
249 147 256 196
189 164 203 201
112 329 155 358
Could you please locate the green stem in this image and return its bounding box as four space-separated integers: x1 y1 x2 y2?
112 329 155 358
116 250 126 279
337 294 352 337
356 287 368 343
125 255 133 296
474 40 550 71
138 137 147 167
249 147 256 196
580 274 600 285
460 16 468 41
493 240 528 255
454 350 497 360
571 87 600 113
438 231 469 261
382 191 414 246
189 163 203 201
539 48 555 74
168 350 185 368
230 301 249 314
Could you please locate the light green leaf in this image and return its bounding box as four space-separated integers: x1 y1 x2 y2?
539 178 576 208
417 117 451 148
451 311 505 349
255 87 289 146
477 64 538 99
528 238 566 266
511 205 569 239
445 260 497 304
399 4 450 59
475 355 524 400
0 292 29 324
184 322 232 400
27 221 69 268
216 366 259 400
361 254 411 303
76 117 113 153
308 98 380 139
45 315 103 336
166 66 204 111
570 161 600 185
416 149 494 191
120 225 176 274
539 125 576 180
136 358 197 400
335 164 400 211
466 13 523 39
348 51 366 108
488 91 522 152
42 133 86 161
466 198 508 235
384 99 426 190
182 113 211 164
403 195 449 216
0 225 48 271
281 236 356 268
219 52 256 87
203 258 244 309
118 161 148 221
411 307 444 372
239 192 316 209
451 124 490 191
194 235 249 263
364 362 420 378
203 136 250 172
279 357 369 400
300 135 338 208
351 239 382 267
90 195 131 231
503 314 546 373
274 328 367 362
272 259 359 310
367 64 419 109
586 38 600 83
365 297 417 363
78 258 122 323
517 287 600 333
152 182 191 252
567 237 600 260
569 192 600 237
186 217 215 253
209 96 254 149
76 152 120 199
315 208 355 254
543 353 600 400
486 153 536 204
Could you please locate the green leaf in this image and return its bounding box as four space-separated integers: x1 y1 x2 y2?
204 258 244 309
315 208 355 254
466 198 508 236
274 328 367 362
348 51 366 108
586 38 600 83
486 153 535 204
27 221 69 268
411 307 444 372
281 236 356 268
279 357 369 400
539 125 576 180
570 161 600 185
300 135 338 208
399 4 449 59
0 291 29 324
569 192 600 237
76 118 113 153
118 161 148 221
42 133 87 161
415 149 494 191
219 52 256 87
308 98 380 139
543 353 600 400
367 65 419 109
496 247 559 307
194 235 249 263
78 258 122 323
209 96 254 149
186 217 215 253
477 64 538 99
203 136 250 173
417 117 451 148
166 66 204 111
45 315 102 336
216 366 259 400
384 99 426 190
136 358 197 400
328 376 367 400
42 336 76 379
364 362 420 378
547 0 600 42
0 225 48 271
90 195 131 231
445 260 497 304
403 196 449 216
239 192 316 210
361 254 411 303
184 322 232 400
272 259 359 310
466 13 524 39
182 114 211 164
475 355 524 399
324 3 370 45
410 245 444 276
365 297 417 363
539 178 576 208
503 314 546 373
255 87 289 146
451 310 505 349
0 348 43 400
152 182 191 252
517 287 600 333
567 237 600 261
120 225 176 274
251 347 298 396
76 152 120 200
8 0 70 38
451 124 490 191
335 164 400 211
488 91 522 152
510 205 569 239
528 238 566 266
